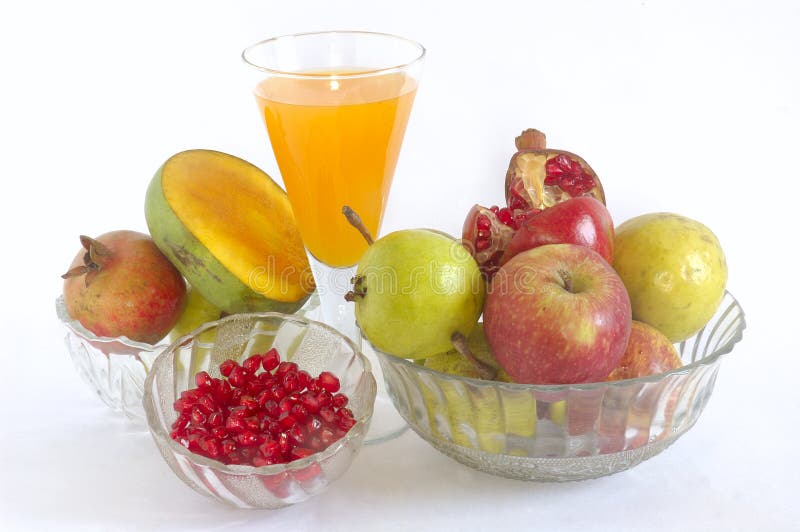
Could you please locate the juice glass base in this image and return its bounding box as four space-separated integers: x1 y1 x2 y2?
306 252 407 444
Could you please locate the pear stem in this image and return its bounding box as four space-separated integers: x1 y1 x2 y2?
342 206 374 245
451 331 497 380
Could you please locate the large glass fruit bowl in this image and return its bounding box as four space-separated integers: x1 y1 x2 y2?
143 312 376 509
372 291 745 481
56 294 319 424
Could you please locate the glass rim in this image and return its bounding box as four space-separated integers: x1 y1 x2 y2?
241 30 426 79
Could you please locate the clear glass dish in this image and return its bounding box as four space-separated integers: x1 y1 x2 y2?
375 291 745 481
56 293 320 424
142 312 376 509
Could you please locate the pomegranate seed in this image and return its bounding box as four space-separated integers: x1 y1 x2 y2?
243 355 262 374
198 394 216 414
195 371 213 389
190 407 207 426
244 416 260 431
490 205 500 214
173 397 193 413
278 412 296 430
290 447 314 460
306 415 322 433
252 456 269 467
475 238 490 251
300 392 321 414
331 393 348 408
263 399 280 418
288 424 306 445
290 404 309 422
297 370 312 389
281 371 299 393
317 372 340 393
476 214 491 230
259 439 281 459
278 432 291 454
270 383 286 401
275 361 297 378
225 416 246 433
211 426 227 439
228 366 249 388
262 348 280 371
240 396 258 413
237 431 260 447
319 406 335 424
219 359 237 377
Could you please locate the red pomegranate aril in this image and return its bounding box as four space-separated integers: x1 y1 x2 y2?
288 424 306 445
219 359 237 378
237 431 260 447
275 361 298 377
259 439 281 459
198 394 216 414
278 432 291 454
262 399 280 418
195 371 213 389
281 371 299 393
243 354 262 374
240 395 259 412
228 366 249 388
244 416 260 432
319 406 336 424
290 447 314 460
290 404 309 422
278 412 297 430
318 372 340 393
306 415 322 433
171 346 355 467
476 214 491 230
225 416 246 433
262 348 280 371
300 392 321 414
190 407 207 426
331 393 348 408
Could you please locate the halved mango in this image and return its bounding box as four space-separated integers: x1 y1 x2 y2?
145 149 313 314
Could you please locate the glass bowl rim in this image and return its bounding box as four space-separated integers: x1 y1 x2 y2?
241 30 426 80
143 310 377 475
374 290 745 392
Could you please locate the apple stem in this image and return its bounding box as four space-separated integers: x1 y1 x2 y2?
342 206 374 245
558 269 573 293
451 332 497 380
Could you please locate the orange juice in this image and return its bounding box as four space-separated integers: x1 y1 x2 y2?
255 70 417 267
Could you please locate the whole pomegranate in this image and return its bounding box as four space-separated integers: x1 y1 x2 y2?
62 230 187 344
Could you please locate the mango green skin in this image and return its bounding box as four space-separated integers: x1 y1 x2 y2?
613 213 727 343
145 166 308 315
353 229 485 359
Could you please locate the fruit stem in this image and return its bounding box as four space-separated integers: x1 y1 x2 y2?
342 206 374 245
451 332 497 380
558 269 573 293
515 129 547 151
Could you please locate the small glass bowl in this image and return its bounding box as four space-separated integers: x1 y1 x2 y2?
56 293 320 424
142 312 376 509
373 291 745 482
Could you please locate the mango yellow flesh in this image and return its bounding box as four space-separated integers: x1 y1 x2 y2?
161 150 311 303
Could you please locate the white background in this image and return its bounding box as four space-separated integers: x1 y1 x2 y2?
2 0 798 530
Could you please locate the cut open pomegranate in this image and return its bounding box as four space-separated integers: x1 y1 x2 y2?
505 129 605 213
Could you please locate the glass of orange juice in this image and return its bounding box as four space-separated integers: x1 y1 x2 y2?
242 31 424 443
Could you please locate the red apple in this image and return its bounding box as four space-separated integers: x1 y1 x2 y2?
605 321 683 381
484 243 631 384
501 196 614 266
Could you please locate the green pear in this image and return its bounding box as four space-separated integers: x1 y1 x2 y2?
348 229 485 359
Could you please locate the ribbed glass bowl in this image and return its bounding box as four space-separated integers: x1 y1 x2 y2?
56 294 319 424
143 312 376 509
374 291 745 482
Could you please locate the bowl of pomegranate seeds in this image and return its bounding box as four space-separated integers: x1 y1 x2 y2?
142 312 376 509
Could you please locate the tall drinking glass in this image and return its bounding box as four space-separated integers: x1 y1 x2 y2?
242 31 424 443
